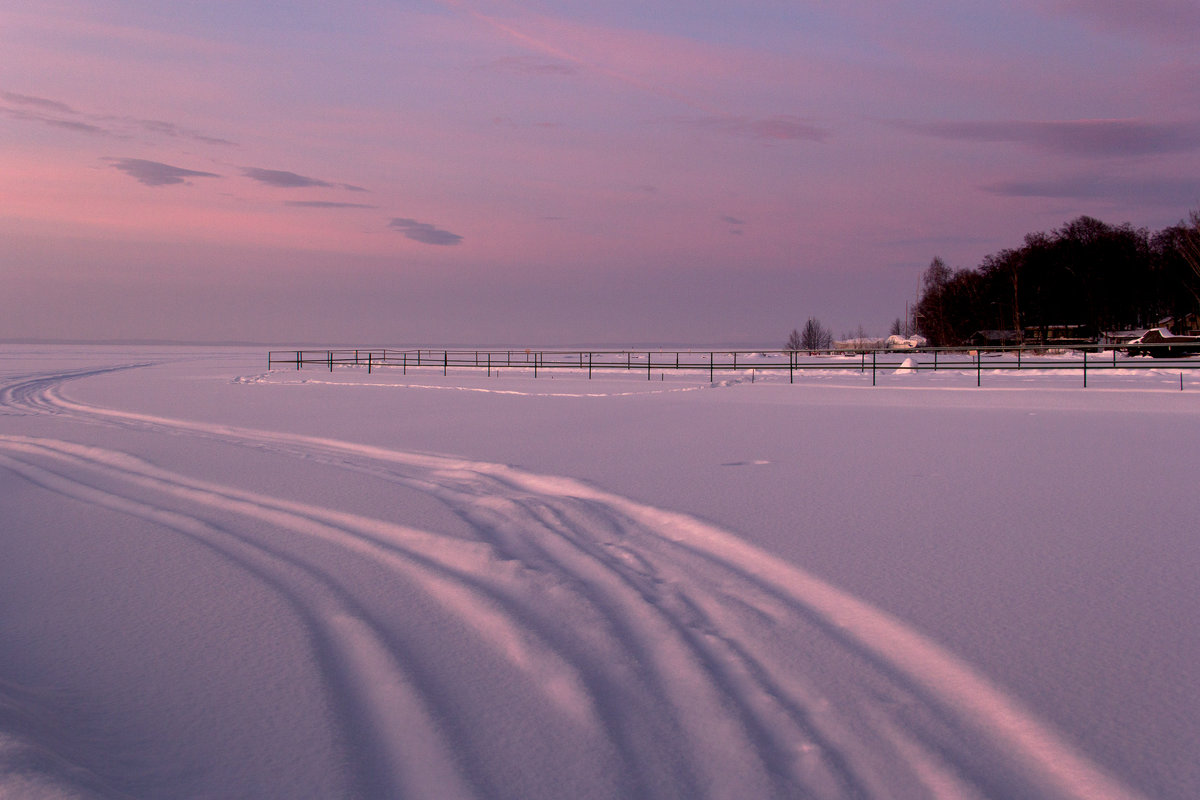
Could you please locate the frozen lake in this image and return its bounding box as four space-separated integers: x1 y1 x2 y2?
1 345 1196 799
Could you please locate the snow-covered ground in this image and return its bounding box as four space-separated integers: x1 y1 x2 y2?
1 345 1196 799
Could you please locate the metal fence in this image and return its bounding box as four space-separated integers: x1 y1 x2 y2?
267 345 1200 387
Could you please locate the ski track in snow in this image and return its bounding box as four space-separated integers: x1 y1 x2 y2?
0 360 1148 800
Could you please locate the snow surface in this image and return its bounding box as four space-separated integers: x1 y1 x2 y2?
2 345 1198 799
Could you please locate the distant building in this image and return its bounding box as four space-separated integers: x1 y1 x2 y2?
967 330 1022 348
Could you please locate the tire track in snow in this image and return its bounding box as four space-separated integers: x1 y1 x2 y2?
0 364 152 416
0 439 481 800
0 364 1149 799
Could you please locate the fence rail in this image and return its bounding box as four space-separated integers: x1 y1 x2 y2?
267 345 1200 387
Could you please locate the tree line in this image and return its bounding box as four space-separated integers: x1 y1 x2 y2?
913 211 1200 346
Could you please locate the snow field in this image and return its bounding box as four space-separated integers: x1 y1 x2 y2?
1 346 1196 799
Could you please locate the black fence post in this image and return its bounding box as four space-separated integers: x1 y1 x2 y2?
368 352 373 374
1083 350 1087 388
709 352 714 382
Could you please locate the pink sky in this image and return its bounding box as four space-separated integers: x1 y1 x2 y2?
3 0 1199 344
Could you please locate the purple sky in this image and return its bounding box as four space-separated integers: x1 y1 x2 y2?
3 0 1199 345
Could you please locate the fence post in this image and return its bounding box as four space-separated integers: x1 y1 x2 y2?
329 351 333 372
790 350 794 384
444 350 448 376
647 352 651 380
710 352 714 382
368 352 372 374
588 351 592 379
295 350 301 370
976 350 981 387
403 352 407 375
872 350 876 386
1083 350 1087 388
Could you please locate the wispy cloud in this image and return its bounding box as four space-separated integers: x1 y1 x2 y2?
899 118 1200 157
486 55 580 76
285 201 378 209
242 167 367 192
1 91 75 114
122 118 236 146
680 115 828 143
1 89 236 145
389 217 464 246
1 106 108 135
107 158 221 187
983 174 1200 206
720 215 747 235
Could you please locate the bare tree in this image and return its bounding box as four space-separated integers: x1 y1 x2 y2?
1182 209 1200 278
800 317 832 351
785 328 803 352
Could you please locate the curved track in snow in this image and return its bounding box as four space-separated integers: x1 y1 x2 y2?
0 360 1146 799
